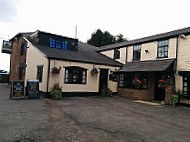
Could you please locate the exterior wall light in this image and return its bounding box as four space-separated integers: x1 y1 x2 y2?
145 50 149 53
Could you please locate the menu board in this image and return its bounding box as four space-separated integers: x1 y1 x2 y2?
12 81 24 97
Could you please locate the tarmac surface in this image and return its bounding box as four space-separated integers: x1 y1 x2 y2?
0 84 190 142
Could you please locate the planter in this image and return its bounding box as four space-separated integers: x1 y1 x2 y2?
51 67 61 74
51 90 62 100
91 68 99 75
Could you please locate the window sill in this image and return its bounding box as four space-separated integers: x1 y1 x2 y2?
157 57 168 59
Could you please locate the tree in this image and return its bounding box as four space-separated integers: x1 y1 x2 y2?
87 29 127 47
116 34 127 43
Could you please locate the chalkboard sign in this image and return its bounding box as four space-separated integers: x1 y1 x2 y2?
27 79 39 99
12 81 24 98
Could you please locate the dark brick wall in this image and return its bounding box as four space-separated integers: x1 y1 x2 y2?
118 72 155 101
9 36 27 82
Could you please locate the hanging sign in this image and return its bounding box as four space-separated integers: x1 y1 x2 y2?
2 40 12 54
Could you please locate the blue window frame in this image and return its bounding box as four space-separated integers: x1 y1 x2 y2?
65 41 68 50
56 40 61 49
62 41 68 50
50 38 55 48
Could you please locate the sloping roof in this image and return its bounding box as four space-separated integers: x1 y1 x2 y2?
119 59 175 72
97 27 190 52
22 31 122 67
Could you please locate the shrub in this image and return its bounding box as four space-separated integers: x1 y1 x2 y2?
50 83 62 100
101 88 113 97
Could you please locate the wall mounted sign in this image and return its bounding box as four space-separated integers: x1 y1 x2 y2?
2 40 12 54
11 81 25 99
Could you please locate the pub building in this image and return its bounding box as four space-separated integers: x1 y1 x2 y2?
97 27 190 104
8 27 190 104
9 30 122 97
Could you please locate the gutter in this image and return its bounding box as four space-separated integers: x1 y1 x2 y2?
46 58 50 97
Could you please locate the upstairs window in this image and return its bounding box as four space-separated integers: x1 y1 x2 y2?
49 38 68 50
50 38 55 48
114 49 120 59
65 67 87 84
158 40 168 58
37 66 43 83
56 41 62 49
62 41 68 50
20 42 26 55
133 45 141 60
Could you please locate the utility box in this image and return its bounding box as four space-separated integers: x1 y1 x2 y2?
27 79 40 99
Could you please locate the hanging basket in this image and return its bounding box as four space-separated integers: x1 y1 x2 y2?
91 68 99 75
51 66 61 74
158 79 168 89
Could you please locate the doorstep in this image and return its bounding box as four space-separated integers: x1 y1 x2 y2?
134 100 162 106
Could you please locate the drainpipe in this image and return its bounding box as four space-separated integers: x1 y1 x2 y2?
46 58 50 97
174 36 179 91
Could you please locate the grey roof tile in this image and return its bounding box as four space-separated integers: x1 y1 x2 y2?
119 59 175 72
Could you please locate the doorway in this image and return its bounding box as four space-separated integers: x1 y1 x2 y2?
154 72 165 101
99 69 108 93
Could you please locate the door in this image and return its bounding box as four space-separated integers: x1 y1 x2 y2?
154 73 165 101
99 69 108 93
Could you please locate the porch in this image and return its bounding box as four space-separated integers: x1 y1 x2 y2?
118 59 175 104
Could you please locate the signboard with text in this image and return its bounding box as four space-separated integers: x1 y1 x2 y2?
2 40 12 54
11 81 25 98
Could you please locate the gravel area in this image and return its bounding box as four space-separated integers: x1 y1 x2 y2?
0 84 190 142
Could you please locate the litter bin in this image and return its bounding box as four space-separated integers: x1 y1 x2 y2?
27 79 40 99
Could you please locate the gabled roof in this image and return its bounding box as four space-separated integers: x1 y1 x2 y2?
22 31 122 67
97 27 190 52
119 59 175 72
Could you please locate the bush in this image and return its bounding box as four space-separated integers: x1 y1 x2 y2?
169 90 184 106
101 88 113 97
50 83 62 100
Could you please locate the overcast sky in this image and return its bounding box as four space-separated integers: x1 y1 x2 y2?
1 0 190 71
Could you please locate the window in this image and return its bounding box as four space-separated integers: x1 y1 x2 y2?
50 38 68 50
56 40 62 49
158 40 168 58
37 66 43 82
133 45 141 60
183 75 190 98
114 49 120 59
20 42 26 55
50 38 55 48
18 64 23 80
62 41 68 50
65 67 87 84
118 73 148 89
109 72 118 82
118 74 124 87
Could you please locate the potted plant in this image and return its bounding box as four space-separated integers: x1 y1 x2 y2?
158 79 168 89
50 83 62 100
169 92 179 106
133 78 142 88
101 87 113 97
51 66 61 74
91 68 99 75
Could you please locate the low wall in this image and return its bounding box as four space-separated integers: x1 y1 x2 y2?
118 88 153 101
